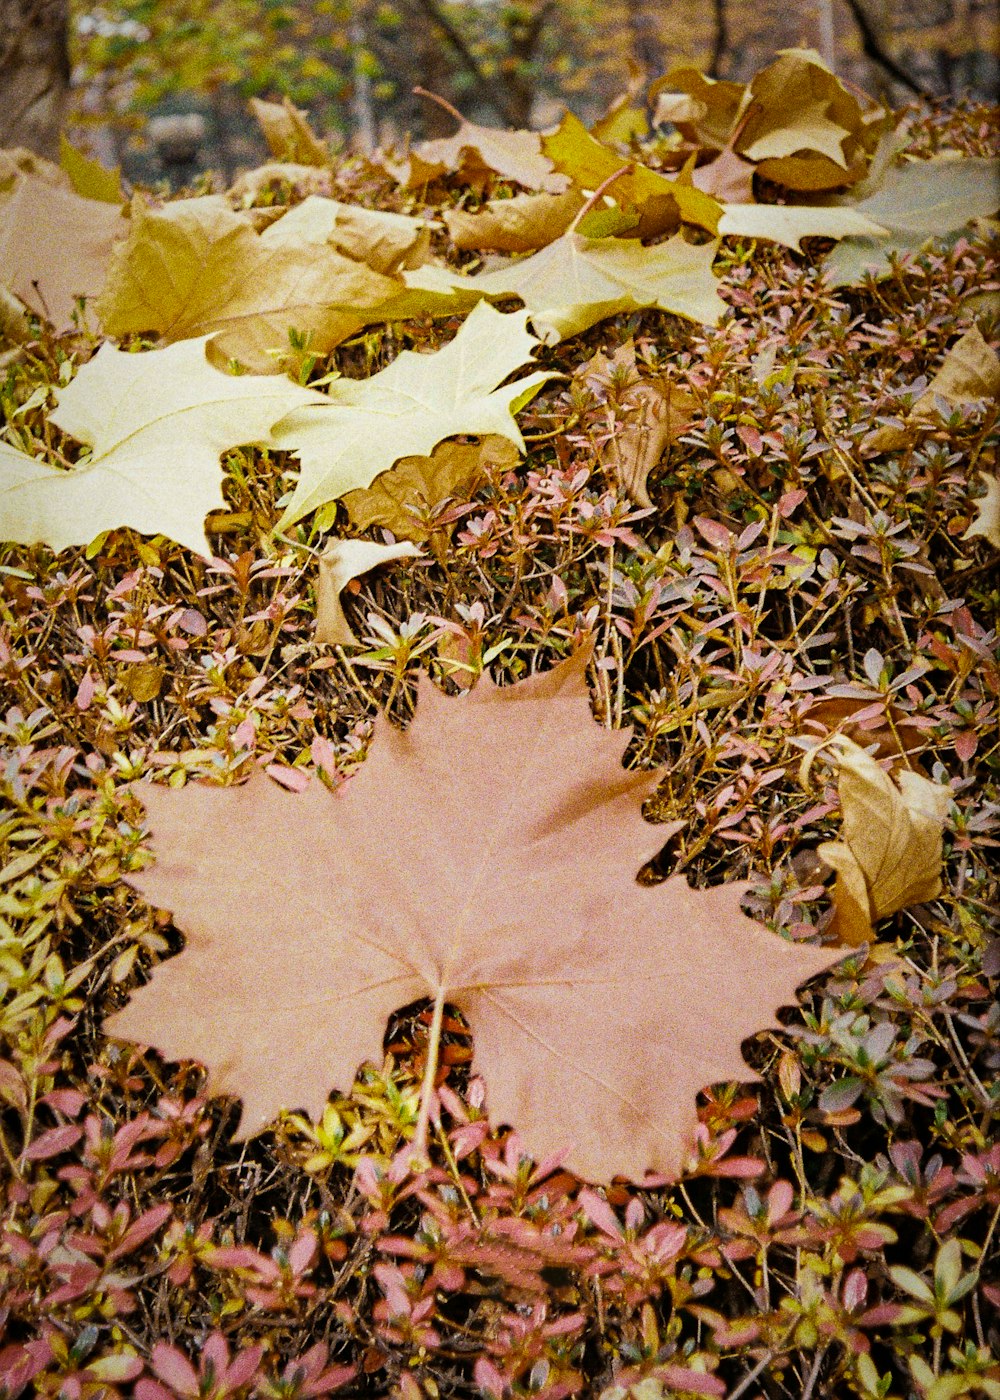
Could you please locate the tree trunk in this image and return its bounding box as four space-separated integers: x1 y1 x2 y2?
0 0 70 158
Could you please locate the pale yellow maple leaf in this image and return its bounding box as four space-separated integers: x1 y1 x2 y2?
718 202 888 250
315 539 423 646
273 303 555 527
96 194 402 372
0 336 320 556
811 735 952 946
467 231 725 344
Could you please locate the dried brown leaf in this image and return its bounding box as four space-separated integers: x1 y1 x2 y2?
810 736 951 946
105 652 839 1182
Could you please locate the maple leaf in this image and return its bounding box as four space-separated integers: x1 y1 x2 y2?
717 201 888 251
736 49 863 171
343 435 520 543
577 341 696 506
963 474 1000 550
861 326 1000 456
467 231 725 344
378 114 566 193
650 70 746 151
59 135 124 204
0 172 125 332
96 194 403 372
315 539 423 646
542 112 722 234
443 189 586 253
822 154 1000 286
266 195 432 275
105 651 839 1182
272 303 554 527
0 337 320 556
250 95 329 166
807 736 951 947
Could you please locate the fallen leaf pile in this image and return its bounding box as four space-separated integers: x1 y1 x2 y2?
107 651 840 1181
1 50 997 1397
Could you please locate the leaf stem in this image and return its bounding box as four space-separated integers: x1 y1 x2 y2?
412 985 446 1160
567 164 635 234
412 86 466 126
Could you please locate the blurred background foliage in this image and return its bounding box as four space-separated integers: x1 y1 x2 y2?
6 0 999 180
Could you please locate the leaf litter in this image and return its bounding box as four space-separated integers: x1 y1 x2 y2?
0 50 998 1400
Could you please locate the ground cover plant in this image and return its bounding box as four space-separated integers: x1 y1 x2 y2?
1 49 999 1400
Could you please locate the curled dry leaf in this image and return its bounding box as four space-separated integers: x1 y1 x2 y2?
649 70 746 151
250 95 329 166
862 326 1000 455
807 735 951 947
97 195 403 372
0 172 125 332
443 189 585 253
105 650 840 1182
577 341 697 506
0 336 320 556
343 435 520 543
315 539 423 646
379 118 567 193
963 474 1000 549
269 195 432 275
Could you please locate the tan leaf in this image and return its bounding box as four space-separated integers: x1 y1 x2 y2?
228 162 336 203
250 96 329 166
105 650 839 1182
0 174 125 332
811 736 951 946
543 111 721 234
649 70 746 151
737 49 866 170
691 148 756 203
444 188 585 253
315 539 423 646
962 474 1000 549
380 119 566 193
924 324 1000 406
0 336 320 556
0 146 69 191
343 435 519 542
266 194 431 273
467 231 725 344
718 201 887 251
861 327 1000 455
577 341 697 506
96 194 401 372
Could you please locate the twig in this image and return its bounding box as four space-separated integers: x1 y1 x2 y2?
840 0 937 96
407 0 519 127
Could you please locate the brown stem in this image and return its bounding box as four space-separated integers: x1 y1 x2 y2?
412 85 466 126
568 163 635 233
411 984 446 1160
